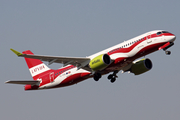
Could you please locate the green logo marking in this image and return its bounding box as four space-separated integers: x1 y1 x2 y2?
92 59 100 65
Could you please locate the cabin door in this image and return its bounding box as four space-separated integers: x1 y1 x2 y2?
147 34 152 44
49 72 54 82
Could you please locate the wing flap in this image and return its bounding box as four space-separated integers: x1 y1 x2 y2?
5 80 39 85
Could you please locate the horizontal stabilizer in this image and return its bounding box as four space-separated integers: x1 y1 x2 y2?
5 80 39 85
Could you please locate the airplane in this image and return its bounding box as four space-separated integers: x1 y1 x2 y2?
6 30 176 90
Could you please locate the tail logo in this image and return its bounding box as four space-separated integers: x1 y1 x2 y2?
31 65 45 74
29 63 50 77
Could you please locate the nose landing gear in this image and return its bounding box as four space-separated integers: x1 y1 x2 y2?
165 50 171 55
163 42 174 55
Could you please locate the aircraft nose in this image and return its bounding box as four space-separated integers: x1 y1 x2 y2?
171 35 176 42
167 34 176 42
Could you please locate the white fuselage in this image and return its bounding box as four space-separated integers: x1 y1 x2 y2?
39 30 176 89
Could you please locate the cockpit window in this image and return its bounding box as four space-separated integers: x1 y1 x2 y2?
156 32 162 35
162 31 169 33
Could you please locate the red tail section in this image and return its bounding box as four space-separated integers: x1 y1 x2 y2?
22 50 51 80
22 50 43 69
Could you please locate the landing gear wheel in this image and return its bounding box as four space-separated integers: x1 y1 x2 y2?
93 73 101 81
111 78 116 83
93 76 99 81
108 70 119 83
108 74 113 79
165 51 171 55
97 73 102 78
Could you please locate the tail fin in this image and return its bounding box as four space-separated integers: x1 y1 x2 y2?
22 50 50 80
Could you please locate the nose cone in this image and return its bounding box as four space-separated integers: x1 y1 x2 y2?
170 35 176 42
166 33 176 42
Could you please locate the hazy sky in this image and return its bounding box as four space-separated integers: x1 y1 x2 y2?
1 0 180 120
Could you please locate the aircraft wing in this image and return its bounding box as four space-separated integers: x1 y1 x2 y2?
5 80 39 85
11 49 90 67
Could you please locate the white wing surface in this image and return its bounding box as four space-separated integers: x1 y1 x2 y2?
11 49 90 67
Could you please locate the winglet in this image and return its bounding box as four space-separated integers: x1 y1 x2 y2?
10 49 23 56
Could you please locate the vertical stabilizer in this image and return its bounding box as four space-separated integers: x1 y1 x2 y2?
22 50 50 80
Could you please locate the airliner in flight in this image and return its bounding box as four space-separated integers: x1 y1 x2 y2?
6 30 176 90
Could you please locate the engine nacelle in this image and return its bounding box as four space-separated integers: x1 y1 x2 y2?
89 54 111 71
131 58 152 75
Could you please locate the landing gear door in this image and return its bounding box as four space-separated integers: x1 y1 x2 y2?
147 33 152 44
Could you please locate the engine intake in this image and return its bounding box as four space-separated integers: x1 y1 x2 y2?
131 58 152 75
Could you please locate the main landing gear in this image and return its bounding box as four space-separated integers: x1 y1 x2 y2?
107 70 119 83
93 70 119 83
93 73 102 81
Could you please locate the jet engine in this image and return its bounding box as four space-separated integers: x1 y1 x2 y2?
89 54 111 71
130 58 152 75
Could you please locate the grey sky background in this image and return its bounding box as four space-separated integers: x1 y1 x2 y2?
1 0 180 120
